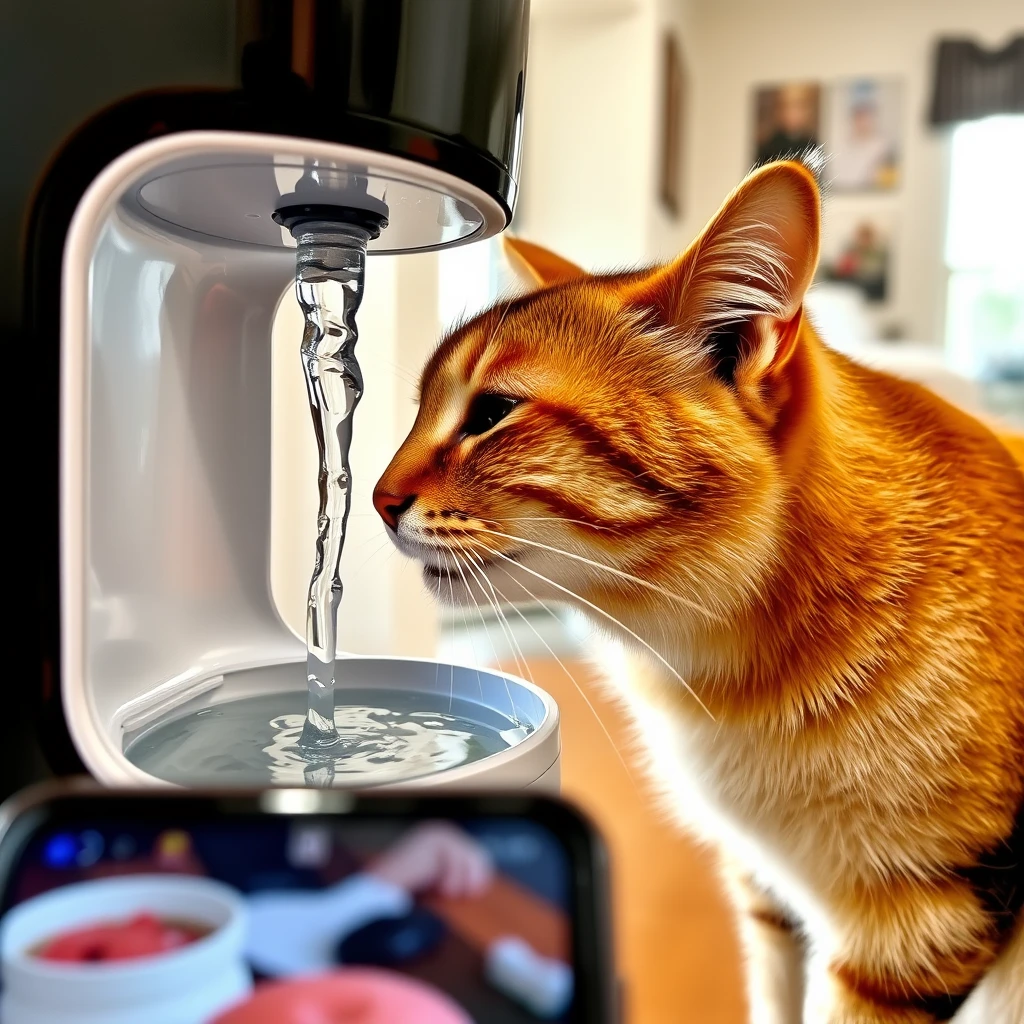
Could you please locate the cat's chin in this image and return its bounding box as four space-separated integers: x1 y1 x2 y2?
420 556 494 588
419 550 521 606
422 563 457 581
421 562 471 605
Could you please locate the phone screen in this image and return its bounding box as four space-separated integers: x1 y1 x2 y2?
0 794 610 1024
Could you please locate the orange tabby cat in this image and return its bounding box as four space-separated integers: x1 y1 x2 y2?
374 160 1024 1023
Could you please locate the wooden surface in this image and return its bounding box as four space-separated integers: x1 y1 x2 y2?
426 873 570 961
519 657 747 1024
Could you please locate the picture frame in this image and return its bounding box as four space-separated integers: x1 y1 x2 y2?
819 207 896 305
659 32 685 219
824 78 902 192
752 81 822 167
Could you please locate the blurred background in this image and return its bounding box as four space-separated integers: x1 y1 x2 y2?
267 2 1023 1020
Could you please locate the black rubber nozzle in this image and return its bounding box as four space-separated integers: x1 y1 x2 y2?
272 204 389 239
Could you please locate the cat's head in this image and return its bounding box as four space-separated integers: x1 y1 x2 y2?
373 160 821 631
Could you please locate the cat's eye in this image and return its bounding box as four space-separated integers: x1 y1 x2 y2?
460 393 519 437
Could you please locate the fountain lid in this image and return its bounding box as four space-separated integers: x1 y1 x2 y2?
125 147 502 256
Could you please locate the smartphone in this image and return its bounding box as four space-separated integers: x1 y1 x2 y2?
0 783 615 1024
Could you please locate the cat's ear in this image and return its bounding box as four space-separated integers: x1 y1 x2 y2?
621 160 821 420
503 236 588 289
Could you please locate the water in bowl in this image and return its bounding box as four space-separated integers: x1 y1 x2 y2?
125 686 530 788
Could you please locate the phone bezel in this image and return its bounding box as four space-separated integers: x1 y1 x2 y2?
0 781 617 1023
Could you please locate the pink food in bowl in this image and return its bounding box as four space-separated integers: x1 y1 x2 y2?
33 913 207 963
212 968 472 1024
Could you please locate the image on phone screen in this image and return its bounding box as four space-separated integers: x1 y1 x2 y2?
0 804 598 1024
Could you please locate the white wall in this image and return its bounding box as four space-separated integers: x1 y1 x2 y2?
686 0 1023 344
647 0 697 262
516 0 696 269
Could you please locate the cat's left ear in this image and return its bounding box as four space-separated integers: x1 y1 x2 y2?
503 236 588 289
621 160 821 424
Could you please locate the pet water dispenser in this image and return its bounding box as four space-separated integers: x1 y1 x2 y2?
13 0 559 793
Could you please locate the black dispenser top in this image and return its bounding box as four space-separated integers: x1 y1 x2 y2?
2 0 529 334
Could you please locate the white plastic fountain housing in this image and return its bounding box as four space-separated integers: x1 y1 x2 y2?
14 0 559 793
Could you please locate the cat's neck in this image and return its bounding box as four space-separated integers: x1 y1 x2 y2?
635 321 1014 725
734 327 909 713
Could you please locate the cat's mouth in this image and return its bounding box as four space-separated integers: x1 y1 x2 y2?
387 527 522 582
422 549 521 579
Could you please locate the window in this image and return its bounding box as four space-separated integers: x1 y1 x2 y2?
944 116 1024 399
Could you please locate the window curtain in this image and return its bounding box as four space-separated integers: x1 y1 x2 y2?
929 36 1024 126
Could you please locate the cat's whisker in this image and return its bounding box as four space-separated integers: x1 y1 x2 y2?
470 526 724 623
477 541 716 721
459 550 514 661
347 536 397 578
461 550 536 702
444 542 504 670
441 550 457 713
447 550 487 702
483 561 642 790
472 558 539 694
454 548 522 722
463 548 538 696
430 549 446 696
369 356 421 390
489 294 516 349
480 515 611 531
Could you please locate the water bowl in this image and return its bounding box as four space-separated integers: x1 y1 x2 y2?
104 657 559 792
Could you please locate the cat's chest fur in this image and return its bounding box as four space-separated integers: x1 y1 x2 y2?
622 688 836 939
600 650 954 949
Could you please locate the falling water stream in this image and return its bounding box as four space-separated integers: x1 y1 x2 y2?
292 220 369 753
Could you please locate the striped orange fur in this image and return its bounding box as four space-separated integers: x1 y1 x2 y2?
374 160 1024 1023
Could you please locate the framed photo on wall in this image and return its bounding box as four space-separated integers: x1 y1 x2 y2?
825 78 902 191
752 81 822 166
819 207 896 304
659 32 685 218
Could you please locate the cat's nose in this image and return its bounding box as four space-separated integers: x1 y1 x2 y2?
373 489 417 531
